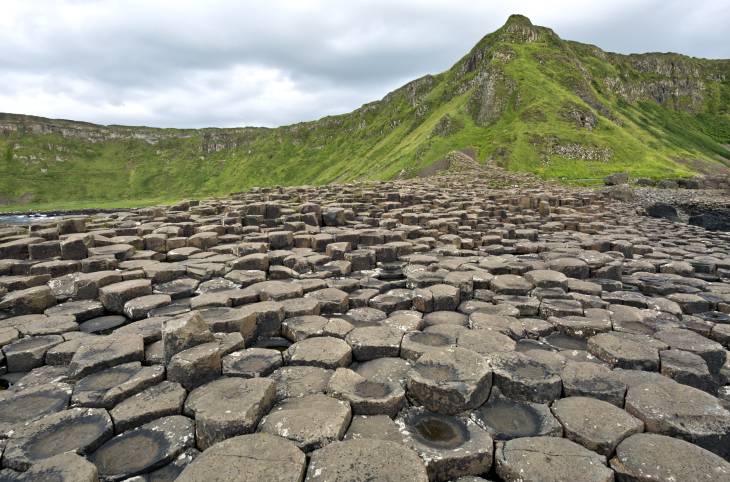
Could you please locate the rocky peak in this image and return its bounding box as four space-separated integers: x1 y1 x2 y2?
503 14 533 27
498 14 551 43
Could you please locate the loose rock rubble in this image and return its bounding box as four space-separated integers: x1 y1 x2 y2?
2 167 730 480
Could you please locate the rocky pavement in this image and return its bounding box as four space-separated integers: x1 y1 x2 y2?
1 164 730 480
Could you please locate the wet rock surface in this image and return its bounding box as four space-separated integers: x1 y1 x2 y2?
1 170 730 478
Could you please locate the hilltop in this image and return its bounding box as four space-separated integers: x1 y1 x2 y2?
1 14 729 208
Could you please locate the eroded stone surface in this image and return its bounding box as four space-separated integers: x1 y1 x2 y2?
89 415 195 480
551 396 644 455
407 347 492 414
611 433 730 481
2 164 730 479
396 407 493 481
496 436 613 482
3 407 113 471
184 377 276 449
176 433 306 482
307 438 429 482
258 393 351 451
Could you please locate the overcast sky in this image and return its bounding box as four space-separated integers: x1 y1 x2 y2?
1 0 728 128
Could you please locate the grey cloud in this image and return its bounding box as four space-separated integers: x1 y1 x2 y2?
0 0 727 128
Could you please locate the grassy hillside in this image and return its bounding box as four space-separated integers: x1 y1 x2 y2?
1 14 729 209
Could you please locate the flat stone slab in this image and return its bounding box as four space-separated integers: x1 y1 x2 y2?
0 382 72 436
161 311 215 364
489 352 562 403
3 335 64 372
346 326 404 360
281 315 329 341
88 415 195 480
98 279 152 314
222 347 283 378
71 361 165 408
457 329 516 356
654 327 726 373
6 452 98 482
167 341 222 390
307 438 429 482
353 356 413 387
611 433 730 481
495 436 613 482
284 336 352 369
587 331 668 371
259 393 351 451
2 407 113 471
78 315 127 334
408 347 492 414
560 361 627 407
270 366 333 399
625 377 730 459
396 407 493 481
184 377 276 449
176 433 306 482
68 333 144 379
110 380 186 433
400 330 456 361
327 367 405 416
344 414 404 443
551 396 644 455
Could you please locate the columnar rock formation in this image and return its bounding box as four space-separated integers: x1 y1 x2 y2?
1 166 730 480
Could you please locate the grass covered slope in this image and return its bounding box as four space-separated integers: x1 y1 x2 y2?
1 14 729 208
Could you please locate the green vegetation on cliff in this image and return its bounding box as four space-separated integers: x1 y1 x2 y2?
1 14 729 209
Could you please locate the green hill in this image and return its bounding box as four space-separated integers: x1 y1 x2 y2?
1 14 729 209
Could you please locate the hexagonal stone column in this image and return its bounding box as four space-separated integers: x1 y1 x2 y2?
396 407 493 481
560 361 626 406
625 377 730 459
306 439 429 482
346 326 404 361
110 380 186 432
327 367 405 416
71 361 165 408
167 341 222 390
2 407 113 471
184 377 276 450
611 433 730 481
7 453 98 482
551 396 644 455
98 279 152 314
88 415 195 480
489 352 562 403
284 336 352 369
407 347 492 414
496 436 613 482
587 331 668 371
259 394 351 451
68 333 144 379
176 433 306 482
0 383 72 437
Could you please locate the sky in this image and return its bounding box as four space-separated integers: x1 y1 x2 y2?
1 0 728 129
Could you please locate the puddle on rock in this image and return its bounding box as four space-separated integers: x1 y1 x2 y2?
543 332 587 351
410 412 468 450
474 398 542 440
354 380 392 398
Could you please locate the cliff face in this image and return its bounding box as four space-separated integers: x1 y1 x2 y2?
1 15 729 207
